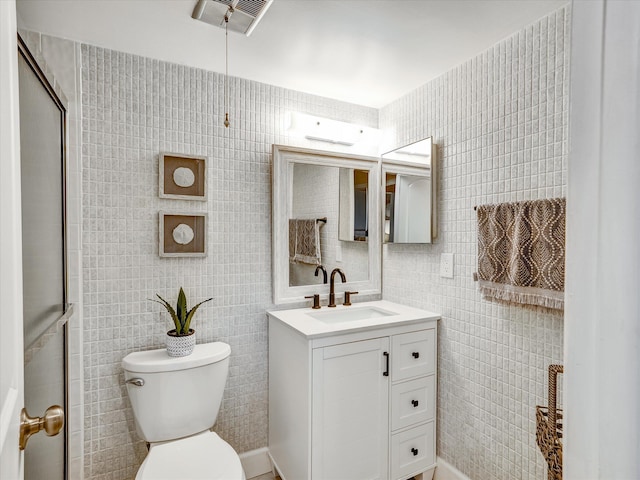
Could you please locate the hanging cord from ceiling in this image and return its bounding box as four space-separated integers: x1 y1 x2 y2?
224 6 233 128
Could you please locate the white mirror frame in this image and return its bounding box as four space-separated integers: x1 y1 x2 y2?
272 144 381 305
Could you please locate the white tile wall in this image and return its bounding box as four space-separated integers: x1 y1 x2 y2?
379 7 569 480
80 44 377 479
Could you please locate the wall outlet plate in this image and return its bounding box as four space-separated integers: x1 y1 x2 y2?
440 253 454 278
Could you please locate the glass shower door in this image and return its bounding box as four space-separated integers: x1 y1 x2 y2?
18 40 68 480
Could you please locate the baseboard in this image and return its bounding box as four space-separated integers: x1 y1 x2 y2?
434 456 472 480
239 450 469 480
239 447 272 479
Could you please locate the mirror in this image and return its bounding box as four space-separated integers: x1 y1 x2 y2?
339 169 369 242
273 145 381 304
381 137 437 244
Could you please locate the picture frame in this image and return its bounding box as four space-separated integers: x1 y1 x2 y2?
159 212 207 257
159 152 207 201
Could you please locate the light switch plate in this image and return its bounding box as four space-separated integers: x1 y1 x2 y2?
440 253 454 278
336 244 343 262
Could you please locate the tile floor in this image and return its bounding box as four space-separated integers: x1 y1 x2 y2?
250 474 277 480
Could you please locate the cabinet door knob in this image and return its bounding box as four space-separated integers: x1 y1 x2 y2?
412 351 420 359
411 399 419 407
411 447 419 456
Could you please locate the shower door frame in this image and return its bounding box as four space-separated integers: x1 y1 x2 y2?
17 34 70 480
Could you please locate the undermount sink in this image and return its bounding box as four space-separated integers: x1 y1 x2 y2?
308 305 395 323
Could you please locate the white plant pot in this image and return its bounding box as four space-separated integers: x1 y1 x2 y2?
166 329 196 357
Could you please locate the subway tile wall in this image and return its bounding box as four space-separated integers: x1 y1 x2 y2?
379 6 569 480
80 44 377 479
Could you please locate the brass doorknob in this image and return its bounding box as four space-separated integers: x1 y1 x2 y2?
19 405 64 450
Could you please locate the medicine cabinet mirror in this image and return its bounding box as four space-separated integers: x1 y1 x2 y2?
272 145 381 305
381 137 437 244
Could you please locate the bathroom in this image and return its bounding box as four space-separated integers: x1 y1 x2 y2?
1 0 638 479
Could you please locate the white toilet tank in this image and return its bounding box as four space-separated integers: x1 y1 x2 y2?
122 342 231 443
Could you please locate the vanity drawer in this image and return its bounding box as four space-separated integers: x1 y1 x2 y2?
390 421 435 480
391 376 435 431
391 329 435 381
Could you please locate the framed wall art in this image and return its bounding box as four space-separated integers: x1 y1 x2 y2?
159 212 207 257
159 152 207 201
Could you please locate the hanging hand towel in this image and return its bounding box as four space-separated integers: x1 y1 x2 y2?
289 218 322 265
476 198 566 311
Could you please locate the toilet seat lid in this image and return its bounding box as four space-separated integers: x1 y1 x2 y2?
136 431 245 480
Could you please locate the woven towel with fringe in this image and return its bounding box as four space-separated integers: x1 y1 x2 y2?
289 218 322 265
536 364 563 480
475 198 566 311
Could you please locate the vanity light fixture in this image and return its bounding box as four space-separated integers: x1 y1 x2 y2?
285 112 379 147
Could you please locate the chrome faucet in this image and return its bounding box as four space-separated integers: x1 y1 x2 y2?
328 268 346 307
315 265 328 284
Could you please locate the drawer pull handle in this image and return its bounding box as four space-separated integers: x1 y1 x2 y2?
411 400 419 407
411 447 419 456
412 351 420 359
383 352 389 377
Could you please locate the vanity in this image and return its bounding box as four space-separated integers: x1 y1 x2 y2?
268 301 440 480
269 140 439 478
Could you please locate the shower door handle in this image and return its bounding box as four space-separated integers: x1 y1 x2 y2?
19 405 64 450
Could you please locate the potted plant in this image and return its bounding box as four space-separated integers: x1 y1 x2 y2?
151 287 213 357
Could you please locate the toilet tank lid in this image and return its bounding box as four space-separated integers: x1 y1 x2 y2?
122 342 231 373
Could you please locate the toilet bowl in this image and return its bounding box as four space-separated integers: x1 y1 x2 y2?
136 431 244 480
122 342 245 480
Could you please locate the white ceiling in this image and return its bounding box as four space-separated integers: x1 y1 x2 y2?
16 0 569 108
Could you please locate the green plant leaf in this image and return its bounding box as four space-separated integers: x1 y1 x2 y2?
176 288 187 334
183 298 213 333
151 290 213 336
150 295 180 331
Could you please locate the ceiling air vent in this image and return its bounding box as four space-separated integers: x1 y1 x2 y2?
192 0 273 36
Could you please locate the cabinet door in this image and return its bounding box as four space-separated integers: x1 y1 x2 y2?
312 337 390 480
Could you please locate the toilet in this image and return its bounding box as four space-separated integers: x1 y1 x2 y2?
122 342 245 480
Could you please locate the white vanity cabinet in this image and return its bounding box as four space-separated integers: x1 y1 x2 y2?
268 301 439 480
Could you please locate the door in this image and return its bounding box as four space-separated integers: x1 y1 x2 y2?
17 38 68 480
0 1 25 478
312 337 390 480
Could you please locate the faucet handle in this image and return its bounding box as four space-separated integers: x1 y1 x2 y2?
343 291 359 306
305 294 321 309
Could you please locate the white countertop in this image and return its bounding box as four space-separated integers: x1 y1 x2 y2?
267 300 440 339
